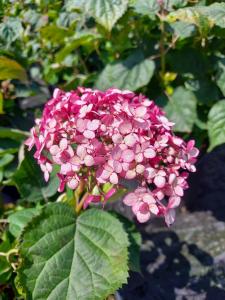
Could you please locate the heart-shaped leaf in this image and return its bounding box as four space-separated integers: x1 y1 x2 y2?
18 203 129 300
68 0 128 31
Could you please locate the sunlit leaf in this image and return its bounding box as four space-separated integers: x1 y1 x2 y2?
95 51 155 91
0 56 27 81
18 203 129 300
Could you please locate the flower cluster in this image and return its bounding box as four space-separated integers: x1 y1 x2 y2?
25 87 198 225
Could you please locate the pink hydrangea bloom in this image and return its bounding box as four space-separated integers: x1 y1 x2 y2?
25 87 198 226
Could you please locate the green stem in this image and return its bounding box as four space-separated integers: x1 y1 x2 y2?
75 192 88 214
159 16 166 76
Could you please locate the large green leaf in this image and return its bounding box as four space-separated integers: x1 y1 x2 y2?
167 3 225 30
95 51 155 91
164 86 197 132
208 100 225 151
18 203 129 300
131 0 187 18
0 56 27 81
67 0 128 31
202 3 225 29
11 152 58 202
8 207 41 238
0 17 23 45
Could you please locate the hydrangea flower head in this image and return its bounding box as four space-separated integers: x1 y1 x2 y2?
25 87 198 226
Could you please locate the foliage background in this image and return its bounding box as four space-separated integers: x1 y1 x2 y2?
1 0 225 298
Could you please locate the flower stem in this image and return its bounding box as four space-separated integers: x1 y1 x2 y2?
75 192 88 214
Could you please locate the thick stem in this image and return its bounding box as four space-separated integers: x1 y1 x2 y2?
75 192 88 214
159 14 166 77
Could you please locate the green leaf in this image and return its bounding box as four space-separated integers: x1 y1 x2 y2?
40 25 72 45
168 48 207 76
185 78 219 105
131 0 160 19
216 57 225 96
164 87 197 132
68 0 128 31
0 127 29 141
208 100 225 151
55 32 100 63
95 51 155 91
131 0 187 18
202 3 225 29
0 56 27 81
168 21 196 39
11 152 58 202
0 17 23 45
18 203 129 300
8 208 41 238
167 3 225 31
0 239 12 284
0 153 14 168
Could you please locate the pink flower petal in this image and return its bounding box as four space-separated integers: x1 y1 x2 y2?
83 130 95 139
83 195 101 209
119 121 132 135
113 161 122 173
174 185 184 196
84 155 95 166
60 163 72 175
136 164 145 174
135 106 147 118
50 145 60 155
124 133 137 147
168 196 181 208
165 209 176 226
123 192 138 206
144 148 156 159
87 119 100 131
149 204 159 215
67 178 79 189
112 133 123 144
76 118 87 132
122 149 135 163
59 138 68 151
154 175 166 188
136 211 151 223
110 173 118 184
143 193 155 204
125 170 136 179
76 145 86 159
